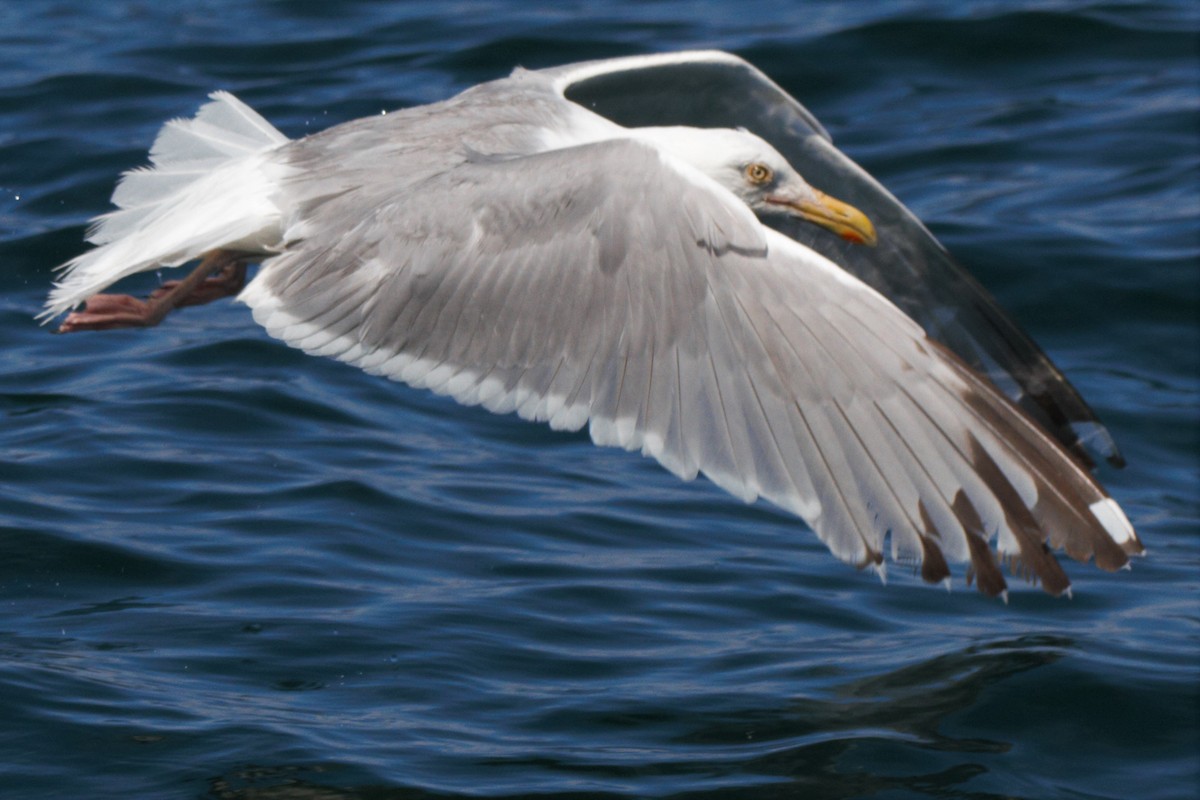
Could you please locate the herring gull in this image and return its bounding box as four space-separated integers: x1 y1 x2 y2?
42 50 1143 597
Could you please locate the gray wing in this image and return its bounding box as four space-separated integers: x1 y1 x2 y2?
239 137 1139 595
541 51 1123 468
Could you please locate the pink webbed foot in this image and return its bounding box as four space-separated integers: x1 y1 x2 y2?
57 294 154 332
56 252 247 334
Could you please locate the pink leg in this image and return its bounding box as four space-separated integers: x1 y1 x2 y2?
148 260 246 308
57 251 246 333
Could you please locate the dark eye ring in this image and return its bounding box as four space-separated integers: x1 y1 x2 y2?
745 163 773 184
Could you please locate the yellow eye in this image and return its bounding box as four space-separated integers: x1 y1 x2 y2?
745 163 773 185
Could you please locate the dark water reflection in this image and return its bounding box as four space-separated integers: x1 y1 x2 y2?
194 637 1071 799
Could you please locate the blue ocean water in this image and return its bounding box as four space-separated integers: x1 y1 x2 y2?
1 1 1198 798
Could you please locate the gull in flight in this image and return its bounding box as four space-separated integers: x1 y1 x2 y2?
42 51 1143 598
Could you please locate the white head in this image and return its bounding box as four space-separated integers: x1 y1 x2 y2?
630 126 877 246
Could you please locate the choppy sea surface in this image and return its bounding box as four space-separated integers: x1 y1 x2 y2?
1 2 1198 798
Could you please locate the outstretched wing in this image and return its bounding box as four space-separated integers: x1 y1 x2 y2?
540 50 1123 468
240 136 1140 596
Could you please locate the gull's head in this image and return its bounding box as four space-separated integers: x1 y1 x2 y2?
631 126 877 246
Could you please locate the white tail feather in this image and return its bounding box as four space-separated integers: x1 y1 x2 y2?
41 92 291 321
